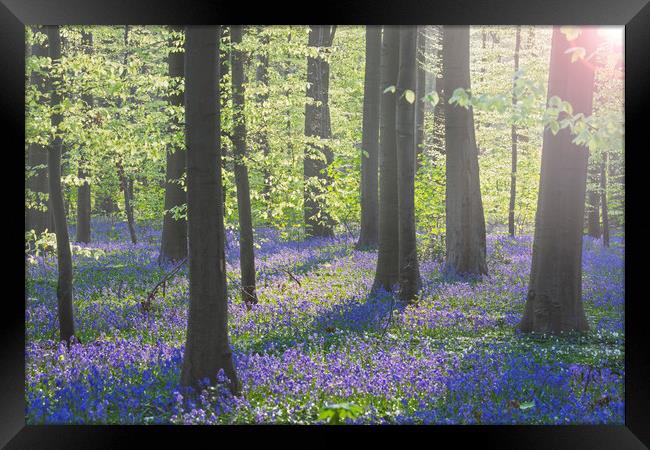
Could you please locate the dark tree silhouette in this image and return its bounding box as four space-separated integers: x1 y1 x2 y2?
396 26 422 302
75 30 93 244
601 152 610 247
508 26 521 237
373 26 400 291
443 26 488 276
45 25 75 343
304 25 336 238
518 27 600 334
26 26 51 235
230 25 258 307
586 161 601 238
159 26 187 263
180 26 239 393
356 26 381 249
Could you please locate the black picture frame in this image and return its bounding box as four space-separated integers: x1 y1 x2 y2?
2 0 648 447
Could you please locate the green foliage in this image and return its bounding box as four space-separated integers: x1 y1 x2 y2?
317 402 363 424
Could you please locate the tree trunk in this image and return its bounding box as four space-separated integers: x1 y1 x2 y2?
75 31 93 244
181 26 239 393
443 26 488 276
601 152 610 247
118 26 137 245
586 161 601 238
356 26 381 249
518 27 599 334
304 25 336 238
414 26 426 171
396 26 422 302
432 27 445 156
45 25 75 344
160 25 187 263
255 27 272 220
372 26 400 292
508 26 521 237
26 26 51 235
230 25 258 307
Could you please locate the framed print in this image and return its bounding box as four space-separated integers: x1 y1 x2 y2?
1 0 649 447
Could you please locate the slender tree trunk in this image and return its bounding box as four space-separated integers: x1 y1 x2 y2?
518 27 599 334
304 25 336 238
432 26 445 156
160 26 187 263
443 26 488 276
255 27 272 220
117 161 137 244
414 26 426 171
45 25 75 344
601 152 610 247
181 26 239 393
230 25 258 307
396 26 422 302
356 26 381 249
508 26 521 237
75 31 93 244
372 26 400 291
586 161 601 238
26 26 51 235
118 26 137 245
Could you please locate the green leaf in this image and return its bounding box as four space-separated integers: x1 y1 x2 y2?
425 91 439 107
383 85 396 94
404 89 415 104
549 120 560 135
519 401 535 411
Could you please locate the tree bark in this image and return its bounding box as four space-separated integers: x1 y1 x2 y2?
230 25 258 307
75 31 93 244
601 151 610 247
396 26 422 302
372 26 400 291
518 27 599 334
508 26 521 237
26 26 51 235
45 25 75 344
304 25 336 238
356 26 381 249
443 26 488 276
432 26 445 156
181 26 239 393
160 25 188 263
414 26 426 171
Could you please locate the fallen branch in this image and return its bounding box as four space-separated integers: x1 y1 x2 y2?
141 257 187 313
283 269 302 287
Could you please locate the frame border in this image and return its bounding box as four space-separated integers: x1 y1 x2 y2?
2 0 648 447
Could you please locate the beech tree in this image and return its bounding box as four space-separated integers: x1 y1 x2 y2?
356 26 381 249
443 26 488 276
414 26 426 170
255 27 272 217
26 26 51 236
396 26 421 302
508 26 521 237
518 27 600 334
372 26 400 291
45 25 75 343
118 25 137 245
600 152 610 247
304 25 336 238
180 26 239 392
159 26 187 263
230 25 258 307
75 30 93 244
586 161 601 238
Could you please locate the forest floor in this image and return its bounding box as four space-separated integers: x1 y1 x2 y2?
25 220 624 424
